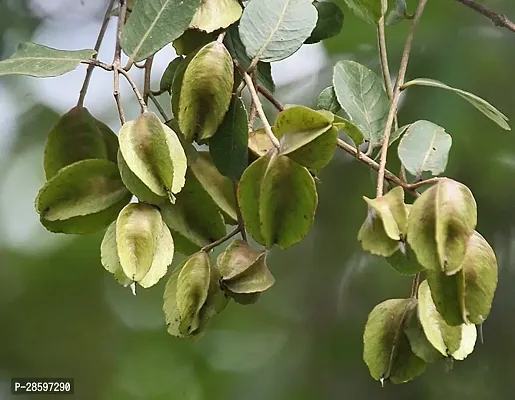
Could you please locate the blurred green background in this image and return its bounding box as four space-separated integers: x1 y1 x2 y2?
1 0 515 399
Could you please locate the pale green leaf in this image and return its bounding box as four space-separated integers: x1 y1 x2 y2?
402 78 510 130
223 254 275 294
190 0 242 33
239 0 317 63
121 0 201 62
100 222 132 287
333 60 389 146
217 240 262 280
139 222 175 288
398 120 452 177
316 86 341 113
0 42 96 77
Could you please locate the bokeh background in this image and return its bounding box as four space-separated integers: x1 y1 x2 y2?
1 0 515 399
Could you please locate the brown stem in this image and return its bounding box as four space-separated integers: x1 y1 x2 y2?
201 227 241 253
143 56 154 104
77 0 116 107
257 84 284 112
376 0 429 197
118 68 148 113
113 0 128 125
233 182 248 242
455 0 515 33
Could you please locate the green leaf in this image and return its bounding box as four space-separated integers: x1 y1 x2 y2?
173 29 215 56
100 222 132 287
418 280 476 360
178 41 234 143
403 305 443 363
225 25 275 92
316 86 341 113
160 170 227 255
190 152 239 223
237 153 272 245
425 270 466 326
44 106 119 179
176 251 211 335
397 120 452 177
248 129 275 158
461 231 498 324
163 263 188 338
159 56 183 93
190 0 242 33
0 42 96 77
305 1 345 44
342 0 386 23
116 203 164 282
36 159 129 221
407 179 477 274
259 155 318 249
223 254 275 294
386 242 425 276
358 187 407 256
217 240 262 280
120 0 201 62
386 0 408 25
119 112 187 200
402 78 510 130
363 298 426 384
333 60 389 146
239 0 317 63
117 149 167 205
209 96 249 180
171 49 199 118
388 124 410 147
332 114 365 148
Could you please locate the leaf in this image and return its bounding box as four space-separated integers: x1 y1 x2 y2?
305 1 345 44
44 106 119 179
190 0 242 33
116 203 163 282
160 170 227 255
363 299 425 384
100 222 132 287
190 152 239 223
386 0 408 25
223 254 275 294
217 240 262 280
460 231 498 324
225 25 275 92
342 0 386 24
333 60 389 146
316 86 341 114
163 263 188 338
332 114 365 148
407 179 477 274
425 270 466 326
119 112 187 199
397 121 452 177
176 251 211 335
387 124 410 148
239 0 317 63
209 96 249 180
178 41 234 143
35 159 129 221
159 57 183 93
386 241 425 276
173 29 215 55
237 153 272 245
418 280 477 360
402 78 510 130
259 155 318 249
403 305 443 363
0 42 96 77
358 187 407 257
248 129 274 158
120 0 201 62
138 222 175 288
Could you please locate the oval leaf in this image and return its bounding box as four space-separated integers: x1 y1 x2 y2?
305 1 344 44
239 0 317 63
342 0 385 23
398 120 452 177
160 56 183 93
100 221 132 287
333 60 389 146
425 270 466 326
209 96 249 180
0 42 96 77
316 86 341 114
217 239 262 280
190 0 242 33
178 41 234 143
121 0 201 62
223 254 275 294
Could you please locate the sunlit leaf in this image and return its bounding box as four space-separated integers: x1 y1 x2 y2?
190 0 242 33
100 222 132 287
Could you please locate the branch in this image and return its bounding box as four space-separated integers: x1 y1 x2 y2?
377 11 393 100
201 227 241 253
143 56 154 104
233 182 248 242
113 0 128 125
455 0 515 33
376 0 429 197
77 0 116 107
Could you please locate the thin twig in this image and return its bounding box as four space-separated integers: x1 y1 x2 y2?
201 227 241 253
118 68 148 113
81 59 114 71
233 182 248 242
248 101 257 131
143 56 154 104
77 0 116 107
377 13 394 100
376 0 429 197
113 0 128 125
257 84 284 112
149 92 170 121
410 272 421 298
455 0 515 33
240 69 281 149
